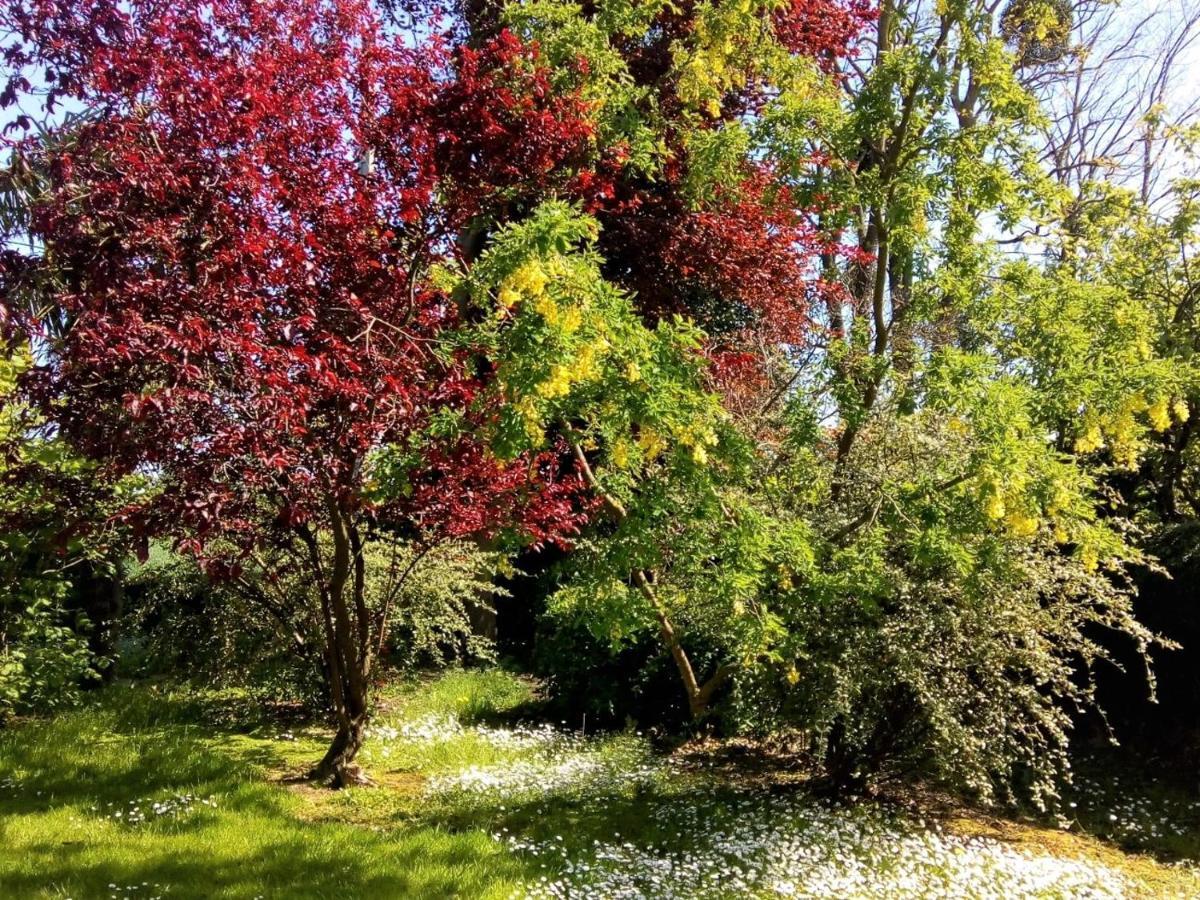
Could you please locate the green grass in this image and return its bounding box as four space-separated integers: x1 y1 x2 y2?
0 677 541 900
2 671 1198 899
374 669 539 724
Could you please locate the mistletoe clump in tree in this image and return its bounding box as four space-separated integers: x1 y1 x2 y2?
0 0 601 784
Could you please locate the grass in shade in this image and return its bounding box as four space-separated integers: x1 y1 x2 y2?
1 670 1197 899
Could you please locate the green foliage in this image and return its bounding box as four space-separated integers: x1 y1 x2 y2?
120 547 325 705
455 202 815 677
120 539 502 705
375 540 504 671
0 578 95 720
694 0 1196 805
0 348 114 718
736 412 1161 807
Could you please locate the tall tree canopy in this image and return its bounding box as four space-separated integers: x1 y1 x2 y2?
3 0 1193 803
0 0 867 780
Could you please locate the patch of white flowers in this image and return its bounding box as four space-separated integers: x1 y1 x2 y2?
93 881 167 900
368 714 572 752
368 714 676 802
429 751 675 801
501 795 1132 899
95 793 218 826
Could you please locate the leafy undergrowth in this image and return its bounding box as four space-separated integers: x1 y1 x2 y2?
1 672 1197 899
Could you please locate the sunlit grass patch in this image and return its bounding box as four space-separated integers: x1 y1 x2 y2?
3 670 1198 899
0 678 533 899
375 669 538 724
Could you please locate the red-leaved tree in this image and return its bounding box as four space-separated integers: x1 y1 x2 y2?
0 0 594 783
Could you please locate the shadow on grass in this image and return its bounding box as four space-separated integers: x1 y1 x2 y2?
0 684 536 899
2 830 524 899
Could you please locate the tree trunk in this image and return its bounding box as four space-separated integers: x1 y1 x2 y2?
311 702 370 787
569 443 736 721
300 502 376 788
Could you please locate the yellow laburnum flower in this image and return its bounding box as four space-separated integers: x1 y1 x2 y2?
625 360 641 382
984 492 1007 521
559 305 582 335
1173 398 1190 423
1112 439 1139 470
1005 510 1040 537
1080 545 1099 572
532 292 559 326
1148 397 1172 432
705 98 721 118
1074 423 1103 454
511 262 548 296
516 398 543 443
732 598 745 616
574 341 607 382
498 286 521 308
610 440 630 469
636 428 665 460
785 666 800 686
692 444 709 465
536 365 572 398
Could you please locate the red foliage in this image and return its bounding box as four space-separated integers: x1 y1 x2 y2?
598 167 829 349
0 0 873 556
0 0 593 565
773 0 876 66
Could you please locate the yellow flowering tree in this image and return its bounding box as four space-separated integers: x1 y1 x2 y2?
450 202 813 719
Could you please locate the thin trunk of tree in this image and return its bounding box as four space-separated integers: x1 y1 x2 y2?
570 443 735 720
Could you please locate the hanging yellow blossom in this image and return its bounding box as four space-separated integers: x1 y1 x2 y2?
1148 396 1172 432
559 305 582 334
1073 423 1103 454
510 261 548 296
532 292 559 326
515 397 543 444
610 439 630 469
1005 510 1040 537
536 364 572 398
636 428 665 460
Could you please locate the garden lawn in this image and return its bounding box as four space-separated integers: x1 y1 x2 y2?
0 670 1197 899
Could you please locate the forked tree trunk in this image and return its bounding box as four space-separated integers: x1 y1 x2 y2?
300 501 376 787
